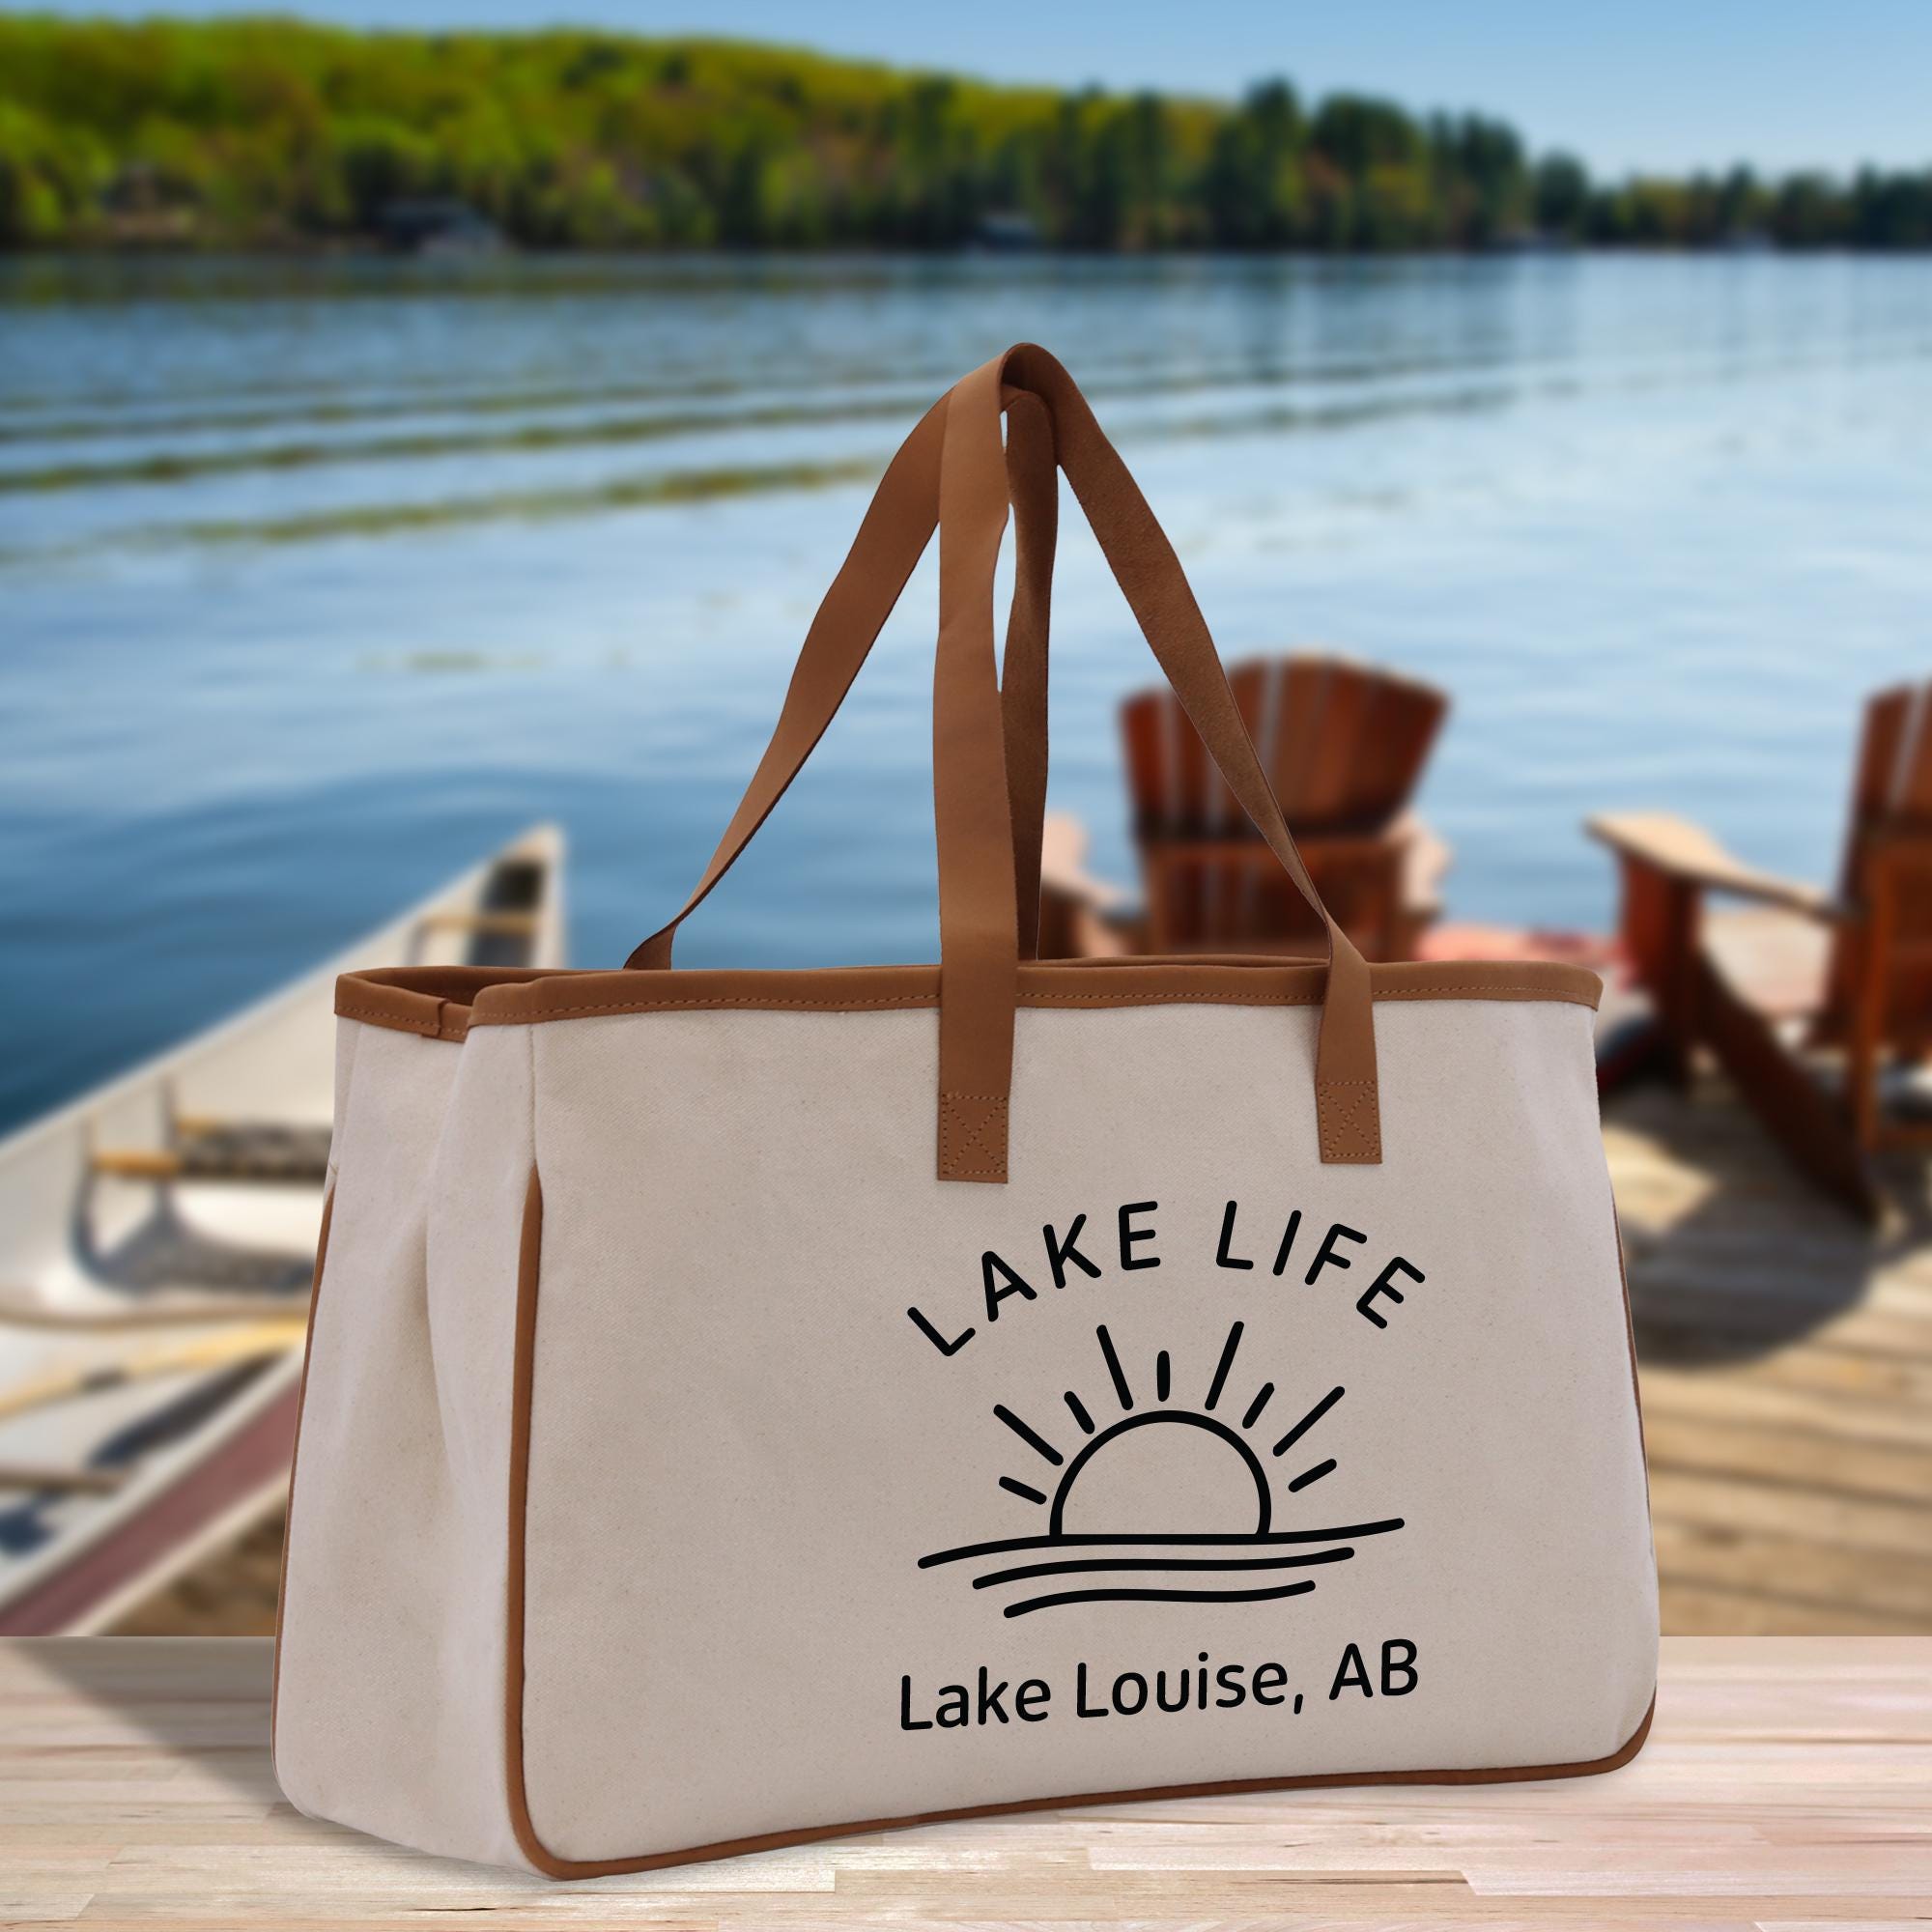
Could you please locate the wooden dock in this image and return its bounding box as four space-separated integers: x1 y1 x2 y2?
3 1636 1927 1922
1607 1075 1932 1634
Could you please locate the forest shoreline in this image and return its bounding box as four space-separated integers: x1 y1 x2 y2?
3 17 1928 256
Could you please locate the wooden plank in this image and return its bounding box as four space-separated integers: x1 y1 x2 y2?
1631 1296 1932 1371
1648 1518 1932 1623
1648 1465 1932 1563
0 1638 1923 1925
1639 1408 1932 1509
1657 1580 1920 1637
1605 1058 1932 1635
1637 1369 1932 1453
1654 1321 1932 1399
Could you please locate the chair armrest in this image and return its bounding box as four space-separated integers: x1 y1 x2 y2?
1039 813 1126 908
1037 813 1140 958
1586 812 1846 922
1389 810 1452 914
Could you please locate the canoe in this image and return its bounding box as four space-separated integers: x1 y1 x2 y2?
0 826 564 1634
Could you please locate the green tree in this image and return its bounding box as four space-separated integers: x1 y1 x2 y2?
0 15 1924 255
1533 152 1591 238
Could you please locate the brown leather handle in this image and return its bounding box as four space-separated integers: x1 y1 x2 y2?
1001 391 1057 958
629 345 1380 1188
930 346 1381 1181
628 389 1059 970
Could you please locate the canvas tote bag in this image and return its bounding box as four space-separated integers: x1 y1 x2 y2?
272 343 1658 1877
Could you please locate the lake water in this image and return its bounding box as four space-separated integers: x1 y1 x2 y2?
3 252 1928 1134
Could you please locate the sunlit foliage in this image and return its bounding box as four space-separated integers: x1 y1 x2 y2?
0 17 1926 251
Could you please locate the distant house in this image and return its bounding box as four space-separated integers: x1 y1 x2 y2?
375 199 504 255
975 210 1041 251
99 160 198 245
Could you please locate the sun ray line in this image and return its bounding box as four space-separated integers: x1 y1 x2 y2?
1204 1320 1244 1410
1155 1350 1171 1403
1241 1381 1275 1429
1063 1389 1096 1435
1095 1323 1134 1410
1287 1457 1337 1493
998 1475 1049 1506
993 1403 1064 1467
1271 1384 1346 1459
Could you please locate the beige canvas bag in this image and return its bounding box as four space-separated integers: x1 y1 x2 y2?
272 344 1658 1877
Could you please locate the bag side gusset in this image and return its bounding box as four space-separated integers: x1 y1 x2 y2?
273 1017 537 1872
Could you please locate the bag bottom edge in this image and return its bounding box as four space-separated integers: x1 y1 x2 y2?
511 1690 1659 1881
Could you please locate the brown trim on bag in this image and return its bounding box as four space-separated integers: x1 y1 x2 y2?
334 966 559 1043
506 1163 551 1874
338 957 1603 1037
269 1180 333 1775
501 1157 1654 1883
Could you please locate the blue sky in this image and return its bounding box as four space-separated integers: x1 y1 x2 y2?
18 1 1930 178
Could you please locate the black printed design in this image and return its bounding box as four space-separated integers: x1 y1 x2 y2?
920 1322 1406 1617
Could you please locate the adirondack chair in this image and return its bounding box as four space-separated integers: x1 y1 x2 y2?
1589 680 1932 1219
1103 654 1450 960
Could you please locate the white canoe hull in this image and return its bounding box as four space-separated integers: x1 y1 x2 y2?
0 827 564 1632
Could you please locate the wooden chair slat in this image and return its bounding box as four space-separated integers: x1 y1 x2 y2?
1297 660 1376 823
1877 694 1932 1056
1117 652 1449 960
1268 656 1335 823
1346 679 1448 824
1841 687 1913 875
1169 674 1215 836
1332 674 1398 822
1216 660 1271 835
1825 683 1932 1039
1119 691 1174 828
1895 685 1932 818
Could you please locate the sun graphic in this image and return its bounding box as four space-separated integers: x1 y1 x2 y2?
919 1322 1405 1617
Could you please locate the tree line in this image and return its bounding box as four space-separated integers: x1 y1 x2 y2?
2 16 1927 252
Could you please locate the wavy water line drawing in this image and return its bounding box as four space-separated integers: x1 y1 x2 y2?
920 1321 1406 1617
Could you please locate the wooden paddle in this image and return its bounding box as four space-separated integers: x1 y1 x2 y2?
0 1322 306 1428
